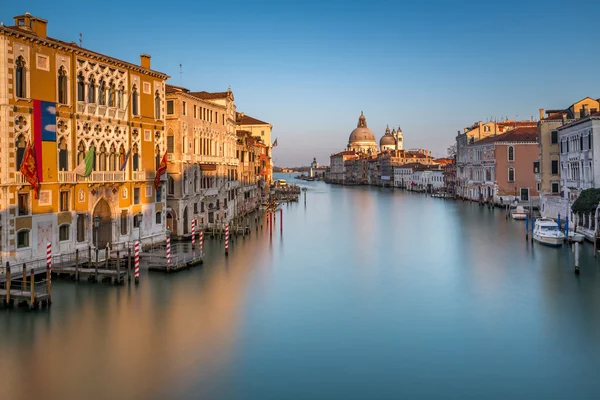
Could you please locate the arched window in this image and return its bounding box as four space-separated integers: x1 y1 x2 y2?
98 79 106 105
77 72 85 102
15 134 27 171
508 146 514 161
508 167 515 182
132 144 139 171
155 145 161 170
98 143 107 171
155 90 161 119
132 85 139 116
108 82 115 107
58 67 68 104
155 211 162 225
59 224 70 242
119 145 126 170
58 138 68 171
117 84 124 108
87 75 96 103
108 144 117 171
194 169 198 193
15 56 26 98
77 141 86 165
167 176 175 195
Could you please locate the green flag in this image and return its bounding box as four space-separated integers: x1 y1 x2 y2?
73 145 95 177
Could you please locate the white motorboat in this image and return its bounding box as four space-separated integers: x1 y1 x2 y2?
566 231 585 243
511 206 528 220
533 218 565 246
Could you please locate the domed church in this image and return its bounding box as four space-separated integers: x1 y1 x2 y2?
348 112 377 154
380 125 396 151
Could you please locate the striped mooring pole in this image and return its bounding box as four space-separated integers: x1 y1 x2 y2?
191 219 196 249
134 241 140 284
46 241 52 281
225 224 229 256
199 230 204 257
166 234 171 268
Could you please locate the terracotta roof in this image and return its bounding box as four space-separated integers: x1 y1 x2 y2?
396 162 427 169
474 126 538 145
541 111 566 121
189 91 229 100
166 84 189 94
1 25 169 79
237 114 270 126
496 121 537 128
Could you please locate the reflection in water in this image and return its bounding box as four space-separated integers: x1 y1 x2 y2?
2 175 600 399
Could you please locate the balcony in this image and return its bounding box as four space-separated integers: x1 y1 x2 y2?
80 171 126 183
183 154 192 162
167 153 175 162
132 171 156 181
198 155 221 164
14 173 29 185
58 171 77 184
204 187 218 197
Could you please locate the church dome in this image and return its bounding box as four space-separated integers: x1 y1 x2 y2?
380 125 396 147
348 112 376 144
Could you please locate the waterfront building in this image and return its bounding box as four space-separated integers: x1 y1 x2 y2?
411 167 444 193
465 127 539 203
455 120 537 198
348 112 377 154
236 113 273 184
327 151 357 184
0 12 169 265
536 98 599 219
235 131 265 215
393 162 426 188
443 158 457 194
557 111 600 204
165 84 239 235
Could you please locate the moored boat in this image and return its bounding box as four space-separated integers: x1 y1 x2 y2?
566 231 585 243
533 218 565 246
511 206 528 220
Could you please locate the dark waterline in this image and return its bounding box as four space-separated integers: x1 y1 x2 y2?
2 174 600 399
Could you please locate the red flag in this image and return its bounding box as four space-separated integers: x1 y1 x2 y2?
154 151 168 190
19 141 40 199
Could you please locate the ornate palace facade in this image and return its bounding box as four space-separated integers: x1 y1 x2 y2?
0 13 169 264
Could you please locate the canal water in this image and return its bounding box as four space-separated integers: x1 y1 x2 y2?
2 174 600 399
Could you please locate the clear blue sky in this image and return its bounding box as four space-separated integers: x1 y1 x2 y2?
5 0 600 166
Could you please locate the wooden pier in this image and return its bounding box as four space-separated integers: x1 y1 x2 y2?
141 243 203 273
1 266 51 310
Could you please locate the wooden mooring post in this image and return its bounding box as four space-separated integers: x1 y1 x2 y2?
75 249 80 281
29 269 35 310
128 248 132 283
22 264 26 291
46 266 52 305
116 250 121 285
5 262 11 308
574 241 580 275
95 249 99 282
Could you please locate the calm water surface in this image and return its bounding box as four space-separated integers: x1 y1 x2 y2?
2 174 600 399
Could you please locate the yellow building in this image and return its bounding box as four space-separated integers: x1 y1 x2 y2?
236 113 273 183
0 12 169 265
537 97 600 218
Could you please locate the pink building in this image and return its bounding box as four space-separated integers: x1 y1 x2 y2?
466 127 539 203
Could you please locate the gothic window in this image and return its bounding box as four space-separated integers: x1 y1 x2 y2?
132 144 139 171
117 84 124 109
15 56 26 98
194 170 198 193
77 141 86 165
88 75 96 103
98 143 107 171
132 85 139 116
58 66 68 104
108 82 115 107
15 134 27 171
155 145 161 170
98 79 106 105
155 90 161 119
167 176 175 195
77 72 85 102
167 134 174 153
109 144 117 171
119 145 126 170
58 138 68 171
508 146 514 162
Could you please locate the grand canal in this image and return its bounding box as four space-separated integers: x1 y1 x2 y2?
2 174 600 399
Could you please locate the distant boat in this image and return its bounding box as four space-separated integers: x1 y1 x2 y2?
511 206 528 220
533 218 565 247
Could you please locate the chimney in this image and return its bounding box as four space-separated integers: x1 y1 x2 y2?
582 104 588 118
14 13 47 37
539 108 544 120
140 54 151 69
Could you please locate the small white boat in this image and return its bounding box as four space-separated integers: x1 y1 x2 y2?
533 218 565 247
511 206 528 220
566 231 585 243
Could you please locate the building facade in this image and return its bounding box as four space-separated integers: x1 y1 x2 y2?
165 85 240 235
236 113 273 184
1 13 169 265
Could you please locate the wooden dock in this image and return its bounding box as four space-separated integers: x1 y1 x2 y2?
1 267 51 310
142 244 203 273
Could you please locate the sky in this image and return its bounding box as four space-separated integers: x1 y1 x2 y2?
5 0 600 166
